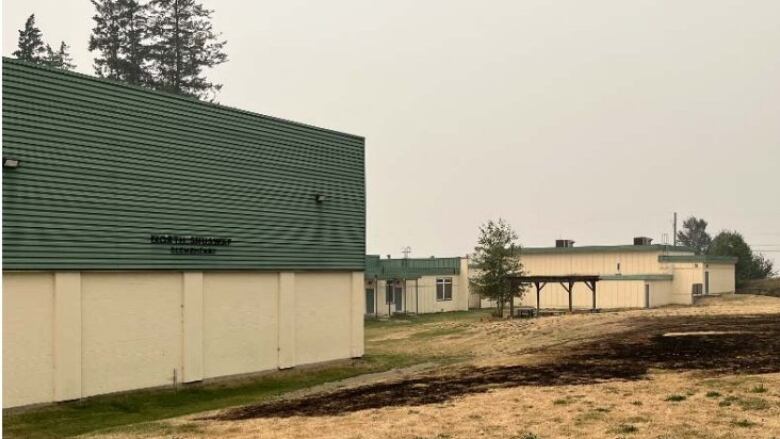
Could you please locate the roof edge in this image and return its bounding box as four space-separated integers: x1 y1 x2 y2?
658 255 738 264
3 57 365 141
521 244 695 255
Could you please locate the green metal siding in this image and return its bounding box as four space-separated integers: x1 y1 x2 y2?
2 58 365 270
365 255 461 279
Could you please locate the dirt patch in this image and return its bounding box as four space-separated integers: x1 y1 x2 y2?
211 313 780 420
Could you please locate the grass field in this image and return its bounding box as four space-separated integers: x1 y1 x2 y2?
5 296 780 438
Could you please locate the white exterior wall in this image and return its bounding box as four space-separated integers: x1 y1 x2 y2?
368 276 468 316
705 263 736 294
81 273 184 397
668 262 702 304
2 270 364 409
2 273 55 407
519 251 671 276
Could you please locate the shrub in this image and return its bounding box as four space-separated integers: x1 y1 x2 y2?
749 384 767 393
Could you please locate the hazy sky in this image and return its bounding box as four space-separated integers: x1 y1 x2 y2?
4 1 779 264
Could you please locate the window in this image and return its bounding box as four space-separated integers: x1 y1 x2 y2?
436 278 453 301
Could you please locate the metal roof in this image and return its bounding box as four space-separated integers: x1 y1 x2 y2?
658 255 737 264
365 255 461 279
521 244 695 255
3 58 365 270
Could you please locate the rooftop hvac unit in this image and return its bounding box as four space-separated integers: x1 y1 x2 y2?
555 239 575 248
633 236 653 246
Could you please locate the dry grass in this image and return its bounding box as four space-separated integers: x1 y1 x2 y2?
739 277 780 297
89 294 780 439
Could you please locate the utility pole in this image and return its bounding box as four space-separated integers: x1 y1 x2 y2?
401 246 411 259
673 212 677 246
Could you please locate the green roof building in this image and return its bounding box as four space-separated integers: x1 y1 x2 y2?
2 59 366 408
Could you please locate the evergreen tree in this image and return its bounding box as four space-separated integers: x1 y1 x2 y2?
676 216 712 255
470 219 526 317
89 0 123 79
13 14 47 63
89 0 151 85
45 41 76 70
710 230 775 283
147 0 227 99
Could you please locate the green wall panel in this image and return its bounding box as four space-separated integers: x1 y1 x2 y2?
2 58 365 270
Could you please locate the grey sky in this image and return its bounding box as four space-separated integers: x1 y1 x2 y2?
4 0 779 265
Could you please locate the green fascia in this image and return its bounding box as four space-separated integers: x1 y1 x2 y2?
658 255 737 264
600 274 674 281
365 255 460 279
520 244 695 255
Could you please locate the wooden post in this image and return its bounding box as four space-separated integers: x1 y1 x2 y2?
509 279 515 319
415 278 419 314
568 281 574 312
403 279 408 315
535 281 541 312
591 281 597 310
387 280 391 316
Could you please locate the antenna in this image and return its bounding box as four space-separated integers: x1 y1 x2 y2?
401 246 412 259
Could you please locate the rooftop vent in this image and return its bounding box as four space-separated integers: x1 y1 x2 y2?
555 239 575 248
633 236 653 246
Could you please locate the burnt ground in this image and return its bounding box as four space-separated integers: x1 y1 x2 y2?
211 313 780 420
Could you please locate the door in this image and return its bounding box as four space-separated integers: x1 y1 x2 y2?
644 284 650 309
704 271 710 295
365 288 375 314
394 286 403 312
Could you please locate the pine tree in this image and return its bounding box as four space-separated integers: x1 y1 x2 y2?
13 14 47 63
89 0 123 79
148 0 227 100
45 41 76 70
676 216 712 255
89 0 151 85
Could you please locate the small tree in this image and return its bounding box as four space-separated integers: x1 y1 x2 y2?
676 216 712 255
470 219 526 317
13 14 47 63
45 41 76 70
710 230 776 284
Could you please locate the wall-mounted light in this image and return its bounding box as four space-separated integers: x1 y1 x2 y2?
3 157 21 169
314 193 326 203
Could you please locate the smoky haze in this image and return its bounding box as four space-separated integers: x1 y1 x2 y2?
4 0 779 265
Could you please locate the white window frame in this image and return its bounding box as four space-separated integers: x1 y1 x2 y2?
436 277 453 301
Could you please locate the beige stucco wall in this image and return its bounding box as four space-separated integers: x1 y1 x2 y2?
367 259 470 316
519 251 670 276
2 270 364 409
81 272 184 398
3 273 55 407
202 272 279 378
669 263 702 304
705 263 736 294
